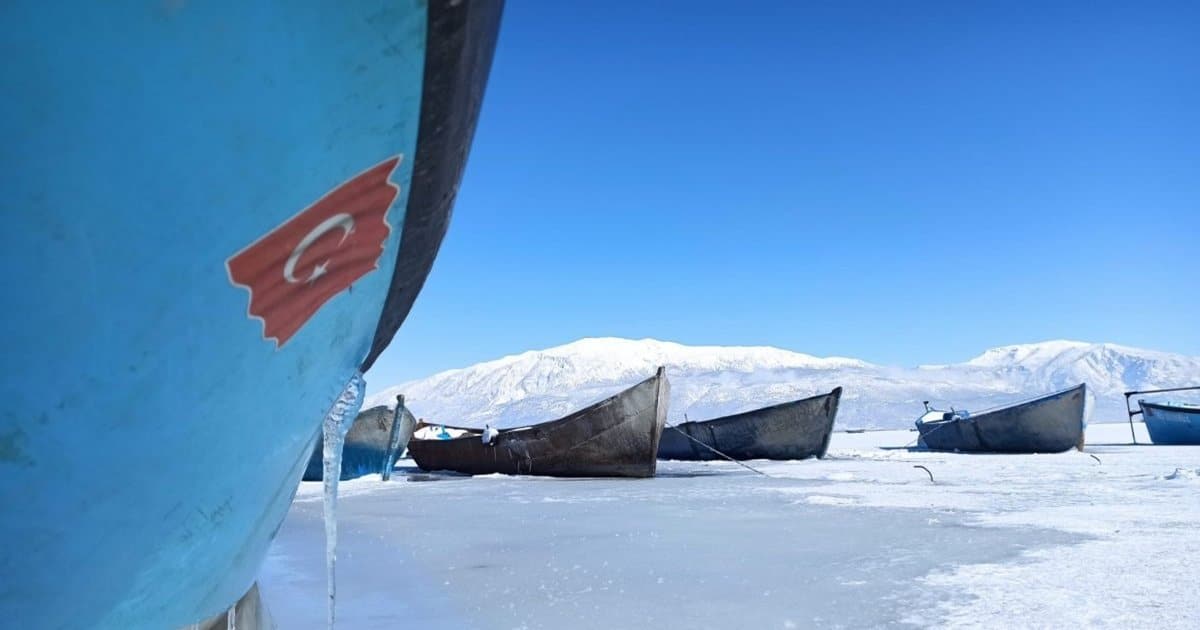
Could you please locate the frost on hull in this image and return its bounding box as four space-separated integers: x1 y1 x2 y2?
323 373 366 628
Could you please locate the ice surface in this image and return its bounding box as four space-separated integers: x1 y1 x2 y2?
260 422 1199 628
320 372 366 629
1163 467 1199 481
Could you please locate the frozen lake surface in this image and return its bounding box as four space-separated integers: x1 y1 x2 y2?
260 423 1200 628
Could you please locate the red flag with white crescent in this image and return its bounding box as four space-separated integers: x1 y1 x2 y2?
227 156 402 347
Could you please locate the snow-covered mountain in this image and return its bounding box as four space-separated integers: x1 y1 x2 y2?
366 338 1200 430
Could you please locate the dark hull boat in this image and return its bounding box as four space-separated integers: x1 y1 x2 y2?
0 2 501 627
916 384 1087 453
303 400 418 481
658 388 842 460
1139 401 1200 445
409 368 670 478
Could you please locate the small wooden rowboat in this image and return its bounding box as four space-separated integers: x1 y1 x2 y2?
303 397 418 481
916 384 1087 453
657 388 842 460
409 367 669 477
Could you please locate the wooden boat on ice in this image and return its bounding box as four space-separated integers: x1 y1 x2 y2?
1123 386 1200 445
0 2 502 626
409 368 669 478
303 397 418 481
915 384 1087 453
1139 401 1200 444
657 387 842 460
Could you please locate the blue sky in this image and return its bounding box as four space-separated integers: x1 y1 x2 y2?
370 1 1198 388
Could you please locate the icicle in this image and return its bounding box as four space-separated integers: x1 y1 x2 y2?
322 371 366 629
381 394 405 481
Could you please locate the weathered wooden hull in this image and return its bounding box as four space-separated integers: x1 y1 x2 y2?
916 384 1087 453
303 403 417 481
1140 401 1200 445
658 388 842 460
410 368 669 478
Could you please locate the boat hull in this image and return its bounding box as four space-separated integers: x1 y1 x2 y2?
1140 401 1200 445
916 385 1087 454
658 388 842 460
303 403 417 481
0 2 500 628
410 369 670 478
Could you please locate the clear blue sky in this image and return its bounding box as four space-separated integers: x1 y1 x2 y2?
370 0 1199 388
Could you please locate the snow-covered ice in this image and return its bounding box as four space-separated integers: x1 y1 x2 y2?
260 422 1200 629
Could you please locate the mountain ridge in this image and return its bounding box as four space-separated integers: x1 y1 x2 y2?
367 338 1199 430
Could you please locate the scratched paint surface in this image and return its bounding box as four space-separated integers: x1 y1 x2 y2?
0 1 427 628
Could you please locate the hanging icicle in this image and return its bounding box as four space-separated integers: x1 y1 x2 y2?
381 394 406 481
322 371 366 629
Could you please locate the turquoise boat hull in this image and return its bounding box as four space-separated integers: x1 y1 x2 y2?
1140 401 1200 445
0 1 501 628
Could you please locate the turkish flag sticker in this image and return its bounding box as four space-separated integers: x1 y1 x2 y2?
227 156 402 348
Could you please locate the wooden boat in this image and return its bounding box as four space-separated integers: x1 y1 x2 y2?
0 2 501 627
303 398 418 481
409 368 669 477
657 388 842 460
1139 401 1200 445
915 384 1087 453
1123 386 1200 445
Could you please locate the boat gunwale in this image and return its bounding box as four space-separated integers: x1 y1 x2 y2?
671 386 843 430
1138 400 1200 414
916 383 1087 429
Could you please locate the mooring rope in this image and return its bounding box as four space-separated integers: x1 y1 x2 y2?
664 423 771 478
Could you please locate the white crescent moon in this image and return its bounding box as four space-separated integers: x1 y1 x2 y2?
284 213 355 284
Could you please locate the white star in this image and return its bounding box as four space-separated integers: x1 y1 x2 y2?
308 261 329 283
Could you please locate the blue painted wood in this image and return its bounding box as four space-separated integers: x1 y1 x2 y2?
0 2 438 628
1140 401 1200 445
